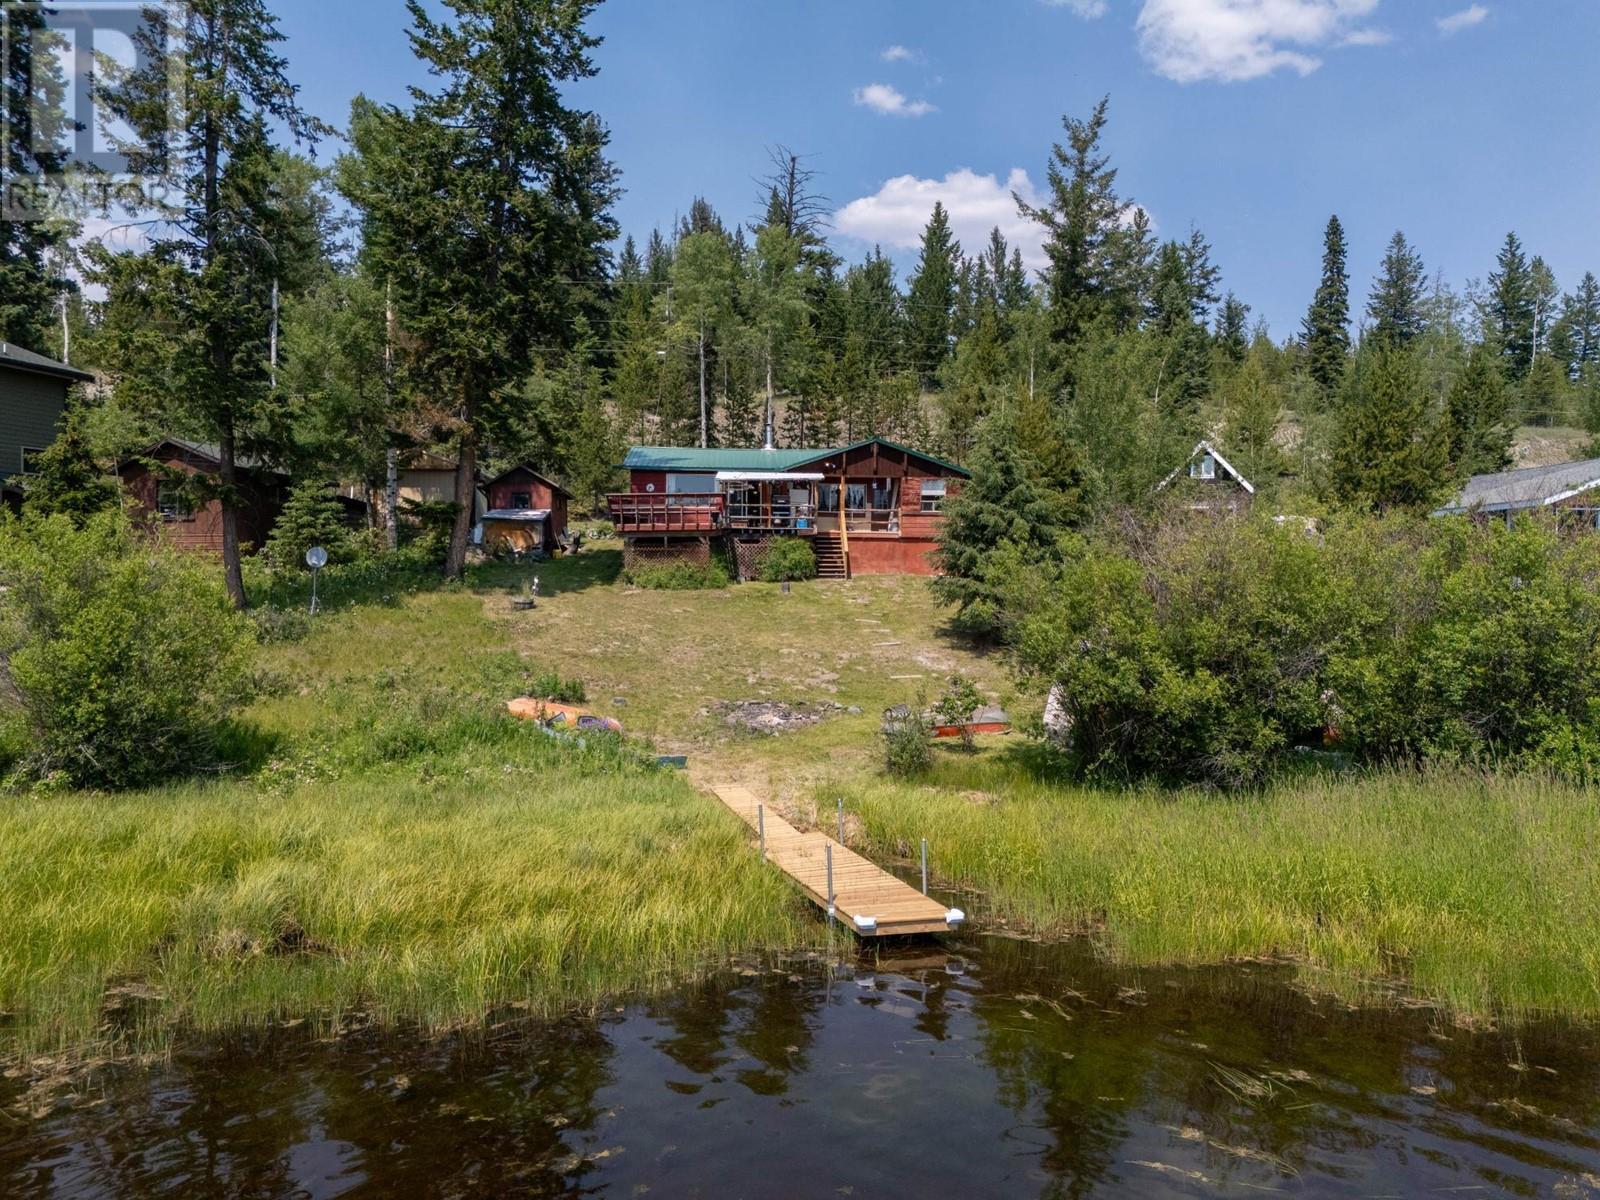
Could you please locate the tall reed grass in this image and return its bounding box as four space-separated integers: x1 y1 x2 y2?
845 756 1600 1017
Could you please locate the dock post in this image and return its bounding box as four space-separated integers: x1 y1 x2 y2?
921 838 928 895
826 843 836 922
836 797 845 845
758 804 766 860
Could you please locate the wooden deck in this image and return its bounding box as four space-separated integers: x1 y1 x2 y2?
712 784 964 937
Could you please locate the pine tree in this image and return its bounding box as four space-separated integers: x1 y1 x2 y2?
341 0 618 578
92 0 329 607
263 478 350 573
1331 347 1448 512
933 409 1080 641
1019 96 1125 347
906 202 960 385
1302 215 1351 402
1554 272 1600 380
1366 231 1427 347
1487 232 1535 380
741 223 810 442
22 402 119 524
1442 343 1513 475
1213 294 1251 365
666 231 737 447
0 4 76 347
1222 353 1283 484
1148 241 1211 426
1530 256 1560 358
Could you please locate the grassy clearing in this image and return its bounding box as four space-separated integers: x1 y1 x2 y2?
0 558 829 1061
840 753 1600 1018
6 542 1600 1059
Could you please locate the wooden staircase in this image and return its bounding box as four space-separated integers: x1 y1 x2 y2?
813 533 849 580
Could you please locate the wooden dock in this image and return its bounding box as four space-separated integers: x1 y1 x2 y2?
712 784 964 937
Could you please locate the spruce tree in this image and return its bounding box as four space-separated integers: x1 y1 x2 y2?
1366 231 1427 347
1531 256 1560 358
92 0 329 607
0 4 75 348
1331 347 1448 512
1442 344 1512 476
1019 96 1124 347
1214 294 1251 365
263 479 350 573
933 408 1080 642
341 0 617 578
1302 215 1351 402
1555 272 1600 380
22 402 119 525
1222 353 1283 484
1488 232 1535 380
666 231 737 447
906 202 960 385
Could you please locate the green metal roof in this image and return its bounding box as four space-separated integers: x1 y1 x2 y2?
623 445 839 472
623 438 969 477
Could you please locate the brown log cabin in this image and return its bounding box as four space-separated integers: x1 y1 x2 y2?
608 437 968 579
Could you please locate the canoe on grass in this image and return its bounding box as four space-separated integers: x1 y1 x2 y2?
506 697 623 733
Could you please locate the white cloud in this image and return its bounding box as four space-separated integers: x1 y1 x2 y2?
1135 0 1383 83
880 44 921 63
1437 4 1488 34
852 83 937 118
835 168 1049 267
1340 27 1393 46
1042 0 1110 15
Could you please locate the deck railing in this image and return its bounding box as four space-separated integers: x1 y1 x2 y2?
606 493 724 533
842 506 900 533
726 499 819 531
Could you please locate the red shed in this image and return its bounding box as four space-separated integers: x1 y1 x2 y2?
483 465 571 539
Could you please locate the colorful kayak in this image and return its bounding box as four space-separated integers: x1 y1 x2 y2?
506 697 623 733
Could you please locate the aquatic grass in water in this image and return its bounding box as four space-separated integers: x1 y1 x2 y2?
844 758 1600 1018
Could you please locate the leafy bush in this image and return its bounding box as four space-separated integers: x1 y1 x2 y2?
1014 513 1600 787
0 512 256 787
757 537 817 582
933 674 984 751
883 700 933 777
623 559 730 590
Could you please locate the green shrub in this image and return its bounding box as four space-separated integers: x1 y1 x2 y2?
757 537 817 582
883 700 933 777
623 559 730 590
933 674 984 752
1014 513 1600 787
0 512 256 787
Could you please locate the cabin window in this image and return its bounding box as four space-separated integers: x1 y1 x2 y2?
1190 454 1217 481
816 484 840 513
509 490 533 509
156 482 193 520
666 473 715 500
919 479 947 513
19 447 43 475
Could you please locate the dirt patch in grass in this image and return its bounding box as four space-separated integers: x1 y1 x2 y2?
711 699 848 736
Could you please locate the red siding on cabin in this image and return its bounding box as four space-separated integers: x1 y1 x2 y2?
628 469 668 495
847 535 940 576
487 468 568 536
122 452 285 555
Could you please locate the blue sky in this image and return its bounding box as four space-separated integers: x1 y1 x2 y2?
272 0 1600 338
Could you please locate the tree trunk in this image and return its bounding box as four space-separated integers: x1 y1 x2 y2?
383 281 399 551
444 388 479 579
384 445 399 550
218 426 247 609
698 327 708 448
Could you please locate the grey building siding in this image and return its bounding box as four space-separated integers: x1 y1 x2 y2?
0 366 70 483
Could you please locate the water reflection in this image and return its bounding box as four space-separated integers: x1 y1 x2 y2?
6 937 1600 1197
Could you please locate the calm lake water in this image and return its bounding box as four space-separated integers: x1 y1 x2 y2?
6 935 1600 1199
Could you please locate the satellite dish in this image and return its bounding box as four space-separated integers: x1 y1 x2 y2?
305 546 329 570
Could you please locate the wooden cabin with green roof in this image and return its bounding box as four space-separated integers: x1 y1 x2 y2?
608 438 969 579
